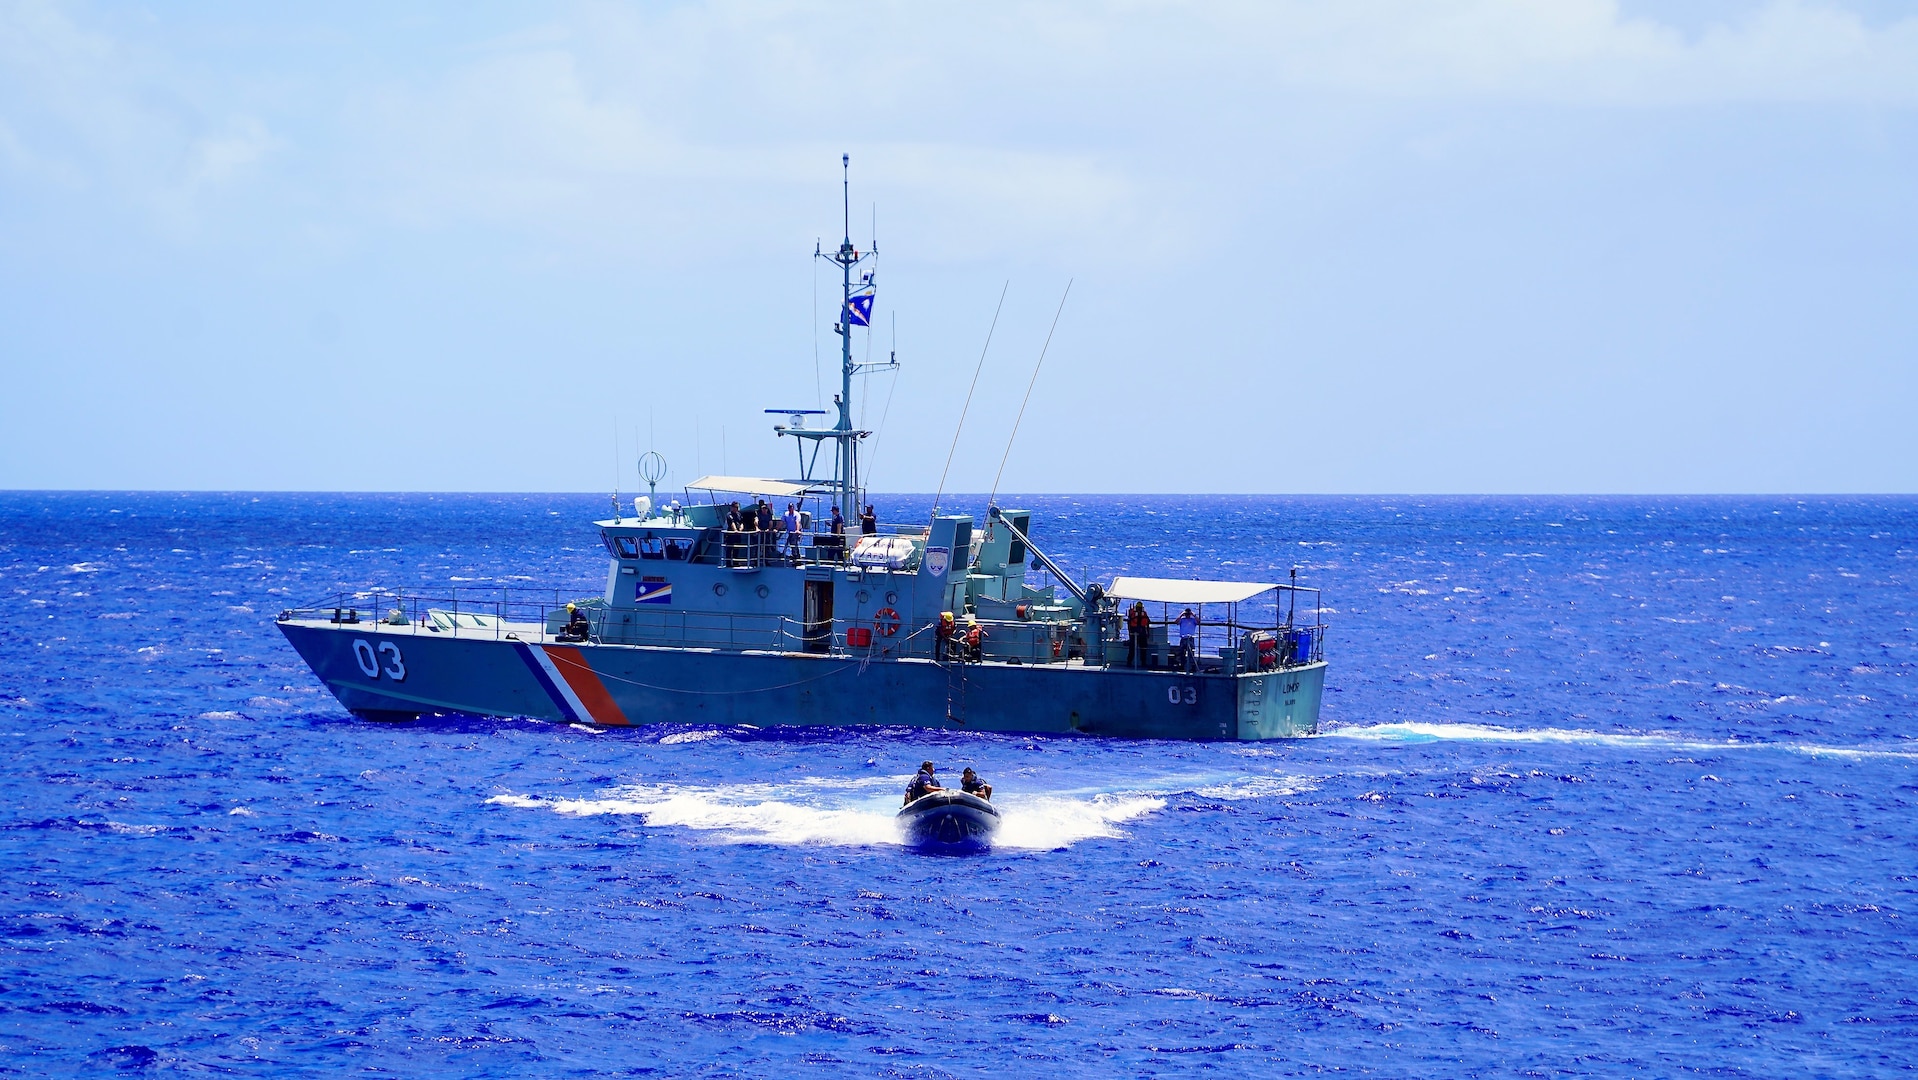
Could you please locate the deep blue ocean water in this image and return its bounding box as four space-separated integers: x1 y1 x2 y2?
3 492 1916 1076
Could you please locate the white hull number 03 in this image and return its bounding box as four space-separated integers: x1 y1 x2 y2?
1166 684 1197 705
352 639 407 682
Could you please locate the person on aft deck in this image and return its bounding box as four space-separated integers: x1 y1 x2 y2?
1127 601 1151 668
1177 607 1199 672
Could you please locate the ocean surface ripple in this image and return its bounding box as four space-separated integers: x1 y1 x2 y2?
2 493 1915 1076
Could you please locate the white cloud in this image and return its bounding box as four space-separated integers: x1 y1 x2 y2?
1222 0 1918 104
4 0 1917 252
0 0 278 229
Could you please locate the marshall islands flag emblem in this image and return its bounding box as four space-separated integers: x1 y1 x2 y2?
635 578 673 604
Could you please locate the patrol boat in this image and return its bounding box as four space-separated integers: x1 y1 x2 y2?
275 160 1328 740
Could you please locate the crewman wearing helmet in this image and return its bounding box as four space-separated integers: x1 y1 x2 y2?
559 602 592 642
936 611 957 661
963 615 984 662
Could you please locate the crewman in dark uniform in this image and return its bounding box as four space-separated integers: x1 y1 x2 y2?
559 602 591 642
756 501 775 563
904 761 941 805
828 505 846 562
860 504 877 535
960 767 992 801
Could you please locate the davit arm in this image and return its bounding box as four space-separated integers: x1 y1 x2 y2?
988 505 1092 609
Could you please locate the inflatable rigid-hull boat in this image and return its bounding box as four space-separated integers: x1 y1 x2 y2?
898 790 1000 851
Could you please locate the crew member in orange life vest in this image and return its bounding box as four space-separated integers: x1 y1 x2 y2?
1127 600 1151 668
936 611 956 660
963 616 984 662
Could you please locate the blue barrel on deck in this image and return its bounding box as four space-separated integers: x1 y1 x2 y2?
1286 628 1313 664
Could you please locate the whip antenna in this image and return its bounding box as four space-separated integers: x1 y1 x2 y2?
931 281 1008 520
989 279 1072 506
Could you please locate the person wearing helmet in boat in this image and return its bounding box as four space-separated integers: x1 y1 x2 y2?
960 767 992 802
963 615 985 662
904 761 942 805
558 602 591 643
1127 600 1152 668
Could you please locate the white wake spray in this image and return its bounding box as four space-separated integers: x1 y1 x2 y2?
488 775 1172 850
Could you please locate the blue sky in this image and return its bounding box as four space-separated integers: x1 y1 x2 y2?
1 0 1914 494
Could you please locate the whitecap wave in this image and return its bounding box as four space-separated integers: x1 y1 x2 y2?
1186 776 1319 800
1322 721 1918 760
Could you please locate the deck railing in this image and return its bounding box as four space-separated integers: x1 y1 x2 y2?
280 586 1325 671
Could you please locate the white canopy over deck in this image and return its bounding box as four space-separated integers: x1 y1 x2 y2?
1106 576 1283 606
686 475 816 499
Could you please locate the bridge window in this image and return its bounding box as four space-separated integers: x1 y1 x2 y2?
612 536 639 559
638 536 666 560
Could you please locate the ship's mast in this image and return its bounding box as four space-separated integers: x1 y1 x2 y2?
810 153 896 526
835 154 856 523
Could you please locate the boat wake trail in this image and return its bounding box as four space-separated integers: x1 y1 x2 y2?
1323 721 1918 760
488 778 1164 850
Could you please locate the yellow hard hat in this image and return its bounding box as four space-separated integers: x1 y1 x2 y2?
566 602 577 612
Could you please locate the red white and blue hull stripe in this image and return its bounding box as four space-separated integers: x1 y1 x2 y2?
514 642 631 725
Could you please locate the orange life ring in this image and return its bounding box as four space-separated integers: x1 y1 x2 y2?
873 607 902 637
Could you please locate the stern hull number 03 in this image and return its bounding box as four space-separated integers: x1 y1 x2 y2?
351 639 407 681
1166 684 1198 705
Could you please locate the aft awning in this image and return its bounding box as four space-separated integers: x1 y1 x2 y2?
1107 576 1279 606
686 475 814 499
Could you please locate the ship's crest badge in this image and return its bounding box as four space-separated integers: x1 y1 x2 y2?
924 546 950 577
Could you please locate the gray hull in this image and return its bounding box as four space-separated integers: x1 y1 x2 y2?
277 619 1324 740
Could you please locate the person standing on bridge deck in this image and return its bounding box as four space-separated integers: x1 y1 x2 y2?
860 504 877 535
723 502 743 567
783 503 801 563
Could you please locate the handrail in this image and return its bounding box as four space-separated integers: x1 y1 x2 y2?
278 585 1326 670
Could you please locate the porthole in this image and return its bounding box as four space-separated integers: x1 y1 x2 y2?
885 591 898 606
756 584 770 599
713 582 728 597
856 590 871 604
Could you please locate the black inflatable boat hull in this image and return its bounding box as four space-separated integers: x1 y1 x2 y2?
897 791 1001 852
